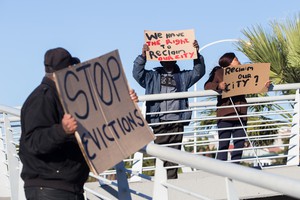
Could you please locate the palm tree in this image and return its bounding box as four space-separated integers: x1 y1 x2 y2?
234 14 300 165
237 13 300 85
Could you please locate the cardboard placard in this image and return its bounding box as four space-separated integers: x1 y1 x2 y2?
222 63 270 98
144 29 196 61
54 50 155 174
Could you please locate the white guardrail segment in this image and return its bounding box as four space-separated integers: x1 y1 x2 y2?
1 83 300 199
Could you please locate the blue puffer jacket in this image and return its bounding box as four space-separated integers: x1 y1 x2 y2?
133 53 206 123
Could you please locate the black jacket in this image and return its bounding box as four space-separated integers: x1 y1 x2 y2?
19 77 90 194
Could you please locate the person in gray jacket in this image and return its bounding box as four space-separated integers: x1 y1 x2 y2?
133 40 205 179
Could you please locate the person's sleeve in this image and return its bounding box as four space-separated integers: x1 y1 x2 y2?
132 55 148 88
204 69 222 92
184 53 206 88
193 53 206 78
21 93 70 155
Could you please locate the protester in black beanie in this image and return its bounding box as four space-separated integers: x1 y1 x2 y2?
19 47 138 200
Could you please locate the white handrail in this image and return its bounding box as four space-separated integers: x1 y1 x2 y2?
138 83 300 101
143 143 300 199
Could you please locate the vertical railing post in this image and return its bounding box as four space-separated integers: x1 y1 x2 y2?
0 114 10 198
129 152 143 182
4 114 21 200
225 177 239 200
152 158 168 200
115 161 132 200
192 101 197 155
287 89 300 166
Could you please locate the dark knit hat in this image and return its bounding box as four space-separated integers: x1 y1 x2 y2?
44 47 80 73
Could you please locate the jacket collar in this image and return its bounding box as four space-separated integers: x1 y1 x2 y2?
154 64 180 74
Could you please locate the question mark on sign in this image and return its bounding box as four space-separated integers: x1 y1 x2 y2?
254 75 259 86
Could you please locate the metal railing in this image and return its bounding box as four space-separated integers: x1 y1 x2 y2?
1 83 299 199
0 105 25 200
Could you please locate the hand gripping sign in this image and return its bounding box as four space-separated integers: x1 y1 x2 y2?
54 50 155 174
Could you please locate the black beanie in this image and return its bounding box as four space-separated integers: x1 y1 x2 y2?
44 47 80 73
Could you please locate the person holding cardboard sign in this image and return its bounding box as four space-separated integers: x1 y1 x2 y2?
204 53 247 162
204 52 271 162
133 40 206 179
19 47 139 200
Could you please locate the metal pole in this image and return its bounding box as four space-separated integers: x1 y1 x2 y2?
287 89 300 165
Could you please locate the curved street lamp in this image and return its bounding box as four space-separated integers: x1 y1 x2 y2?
199 39 240 53
194 38 240 92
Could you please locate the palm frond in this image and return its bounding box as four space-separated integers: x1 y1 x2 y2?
237 13 300 84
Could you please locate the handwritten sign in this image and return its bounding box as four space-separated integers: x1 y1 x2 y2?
144 29 197 61
222 63 270 98
54 50 155 174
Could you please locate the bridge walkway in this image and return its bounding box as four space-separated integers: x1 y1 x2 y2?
85 165 300 200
